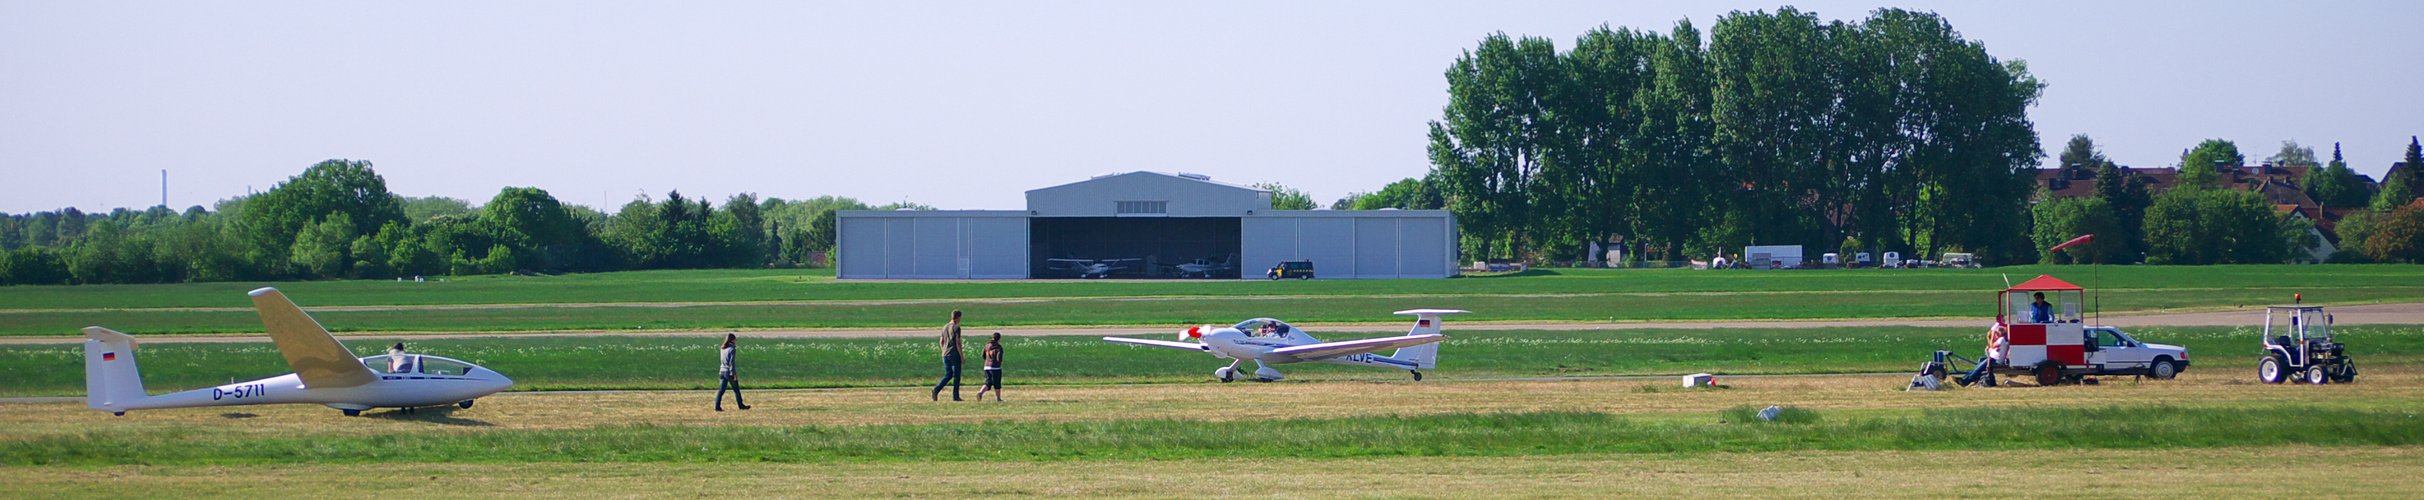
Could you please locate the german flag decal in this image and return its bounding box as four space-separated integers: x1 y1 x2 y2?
102 352 116 361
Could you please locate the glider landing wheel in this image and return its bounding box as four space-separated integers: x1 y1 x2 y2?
1411 370 1424 382
112 411 125 417
459 399 476 409
342 409 362 417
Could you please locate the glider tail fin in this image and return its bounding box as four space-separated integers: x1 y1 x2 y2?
1389 309 1468 370
83 326 151 413
1391 342 1439 369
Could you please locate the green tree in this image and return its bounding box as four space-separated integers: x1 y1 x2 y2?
0 247 71 285
2091 160 2152 261
2266 140 2319 170
401 196 474 222
2305 143 2370 208
2030 196 2121 264
287 213 357 279
1254 183 1317 210
1429 33 1561 259
2175 139 2243 189
2363 205 2424 263
2142 187 2285 265
241 160 408 274
2374 137 2422 211
714 193 767 267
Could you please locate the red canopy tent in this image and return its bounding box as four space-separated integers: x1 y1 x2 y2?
2006 275 2083 292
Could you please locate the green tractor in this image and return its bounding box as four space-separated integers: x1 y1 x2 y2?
2257 306 2357 385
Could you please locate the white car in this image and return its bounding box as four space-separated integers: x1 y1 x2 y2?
2078 326 2192 379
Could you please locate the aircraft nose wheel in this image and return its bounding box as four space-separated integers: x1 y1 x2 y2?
1411 370 1424 381
459 399 476 409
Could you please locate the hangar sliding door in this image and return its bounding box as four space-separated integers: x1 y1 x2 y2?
1241 213 1454 279
836 214 1029 279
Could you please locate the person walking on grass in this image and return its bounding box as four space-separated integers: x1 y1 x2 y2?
933 310 965 401
716 334 750 411
975 332 1005 401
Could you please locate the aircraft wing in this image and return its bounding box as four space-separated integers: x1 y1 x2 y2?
250 288 378 389
1102 337 1210 352
1267 334 1444 361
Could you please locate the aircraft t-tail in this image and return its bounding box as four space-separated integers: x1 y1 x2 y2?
1103 309 1466 382
83 287 512 416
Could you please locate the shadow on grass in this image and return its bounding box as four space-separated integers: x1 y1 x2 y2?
366 405 494 427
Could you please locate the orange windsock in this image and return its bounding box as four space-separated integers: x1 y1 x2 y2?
2047 234 2095 253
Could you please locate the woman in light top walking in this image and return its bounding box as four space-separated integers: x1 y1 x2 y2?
716 334 750 411
975 333 1005 401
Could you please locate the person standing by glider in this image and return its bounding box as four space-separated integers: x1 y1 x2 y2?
387 342 409 373
933 310 965 401
715 334 750 411
975 332 1005 402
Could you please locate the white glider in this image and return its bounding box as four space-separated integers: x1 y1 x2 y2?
1104 309 1466 382
83 287 513 416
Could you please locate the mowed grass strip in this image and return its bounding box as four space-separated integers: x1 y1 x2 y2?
7 285 2422 336
5 325 2420 397
9 446 2421 499
7 406 2422 466
3 264 2421 311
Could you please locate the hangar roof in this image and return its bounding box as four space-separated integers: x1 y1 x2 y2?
1025 171 1272 217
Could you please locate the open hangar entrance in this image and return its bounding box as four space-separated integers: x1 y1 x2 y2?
1030 217 1241 279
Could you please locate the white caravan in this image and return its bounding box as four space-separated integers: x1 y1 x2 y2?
83 287 513 416
1103 309 1464 382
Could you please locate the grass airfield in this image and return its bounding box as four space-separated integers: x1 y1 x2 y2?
6 366 2421 497
6 265 2424 497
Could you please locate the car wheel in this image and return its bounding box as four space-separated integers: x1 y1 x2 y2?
2149 358 2178 380
2305 365 2329 385
1298 275 1312 280
2258 356 2286 384
2035 363 2062 386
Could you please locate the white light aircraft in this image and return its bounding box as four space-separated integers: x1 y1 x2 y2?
83 287 513 416
1103 309 1465 382
1047 257 1144 279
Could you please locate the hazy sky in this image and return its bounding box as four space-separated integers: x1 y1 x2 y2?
4 1 2419 214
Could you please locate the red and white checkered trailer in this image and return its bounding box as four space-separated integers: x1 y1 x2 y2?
1989 275 2191 385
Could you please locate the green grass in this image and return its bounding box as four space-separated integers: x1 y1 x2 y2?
7 325 2420 397
3 264 2420 311
7 405 2420 466
6 284 2422 336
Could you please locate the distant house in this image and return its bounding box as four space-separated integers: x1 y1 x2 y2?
2034 162 2347 250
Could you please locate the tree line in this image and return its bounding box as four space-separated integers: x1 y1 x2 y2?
0 160 922 285
2031 136 2423 265
1416 8 2045 264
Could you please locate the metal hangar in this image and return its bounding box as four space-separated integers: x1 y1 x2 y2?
835 171 1457 280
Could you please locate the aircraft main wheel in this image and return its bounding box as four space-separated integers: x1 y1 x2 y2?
1254 378 1274 383
459 399 476 409
113 411 125 416
342 409 362 417
1411 370 1424 381
1215 367 1237 383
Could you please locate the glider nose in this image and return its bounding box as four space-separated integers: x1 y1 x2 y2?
476 369 514 395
